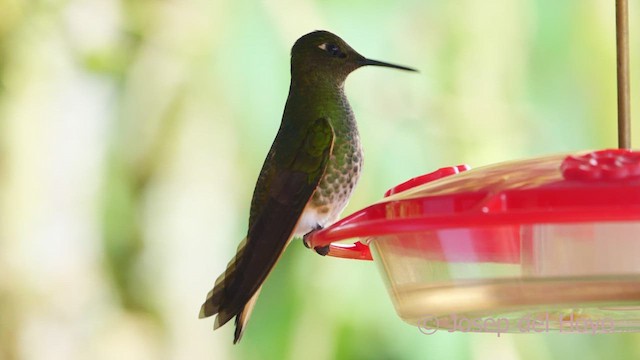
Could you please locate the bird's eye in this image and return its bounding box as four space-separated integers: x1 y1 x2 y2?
318 43 346 58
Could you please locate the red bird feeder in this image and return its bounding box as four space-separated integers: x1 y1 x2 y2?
305 1 638 334
306 150 640 333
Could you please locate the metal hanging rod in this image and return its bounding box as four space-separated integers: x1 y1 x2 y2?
616 0 631 149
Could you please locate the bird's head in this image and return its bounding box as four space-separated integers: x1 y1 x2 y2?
290 30 416 84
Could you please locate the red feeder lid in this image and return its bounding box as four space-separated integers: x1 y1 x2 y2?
305 149 640 261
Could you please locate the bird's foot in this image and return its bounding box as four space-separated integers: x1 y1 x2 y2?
302 224 323 250
302 235 312 249
314 245 330 256
303 225 330 255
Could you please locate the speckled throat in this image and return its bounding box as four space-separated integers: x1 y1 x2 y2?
309 83 363 217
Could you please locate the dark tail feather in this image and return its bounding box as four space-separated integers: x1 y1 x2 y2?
199 235 265 343
199 237 248 325
233 287 262 344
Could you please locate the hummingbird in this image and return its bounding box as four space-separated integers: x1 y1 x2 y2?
200 30 416 343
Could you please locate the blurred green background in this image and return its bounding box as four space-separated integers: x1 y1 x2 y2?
1 0 639 359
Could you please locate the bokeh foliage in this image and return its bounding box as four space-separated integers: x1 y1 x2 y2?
0 0 639 359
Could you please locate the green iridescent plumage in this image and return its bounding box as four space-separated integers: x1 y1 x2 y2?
200 30 416 344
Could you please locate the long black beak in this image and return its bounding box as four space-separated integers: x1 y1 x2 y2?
359 58 418 72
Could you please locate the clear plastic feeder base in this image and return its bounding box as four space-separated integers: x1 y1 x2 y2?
370 222 640 334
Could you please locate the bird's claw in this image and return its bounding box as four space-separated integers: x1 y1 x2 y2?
302 225 323 249
303 225 330 255
302 233 312 249
314 245 330 256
